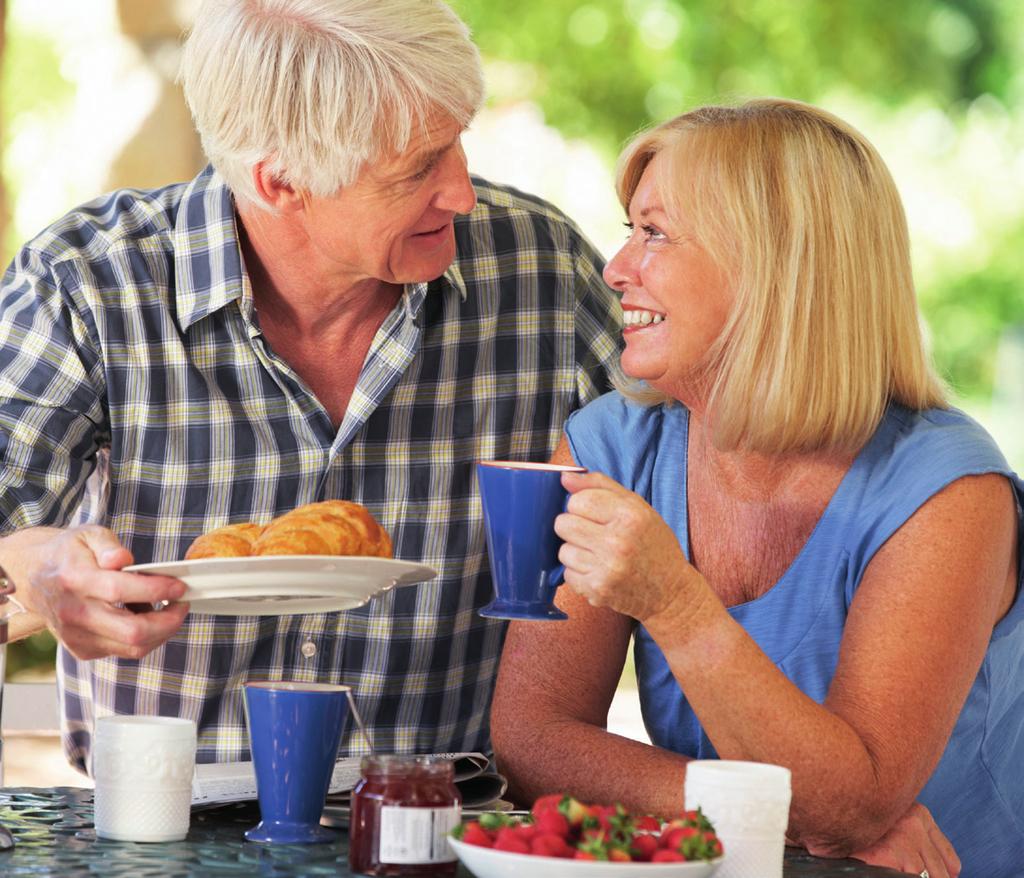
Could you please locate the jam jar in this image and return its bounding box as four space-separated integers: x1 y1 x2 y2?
349 755 462 876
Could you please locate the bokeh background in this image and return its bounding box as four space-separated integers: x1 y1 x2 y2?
2 0 1022 726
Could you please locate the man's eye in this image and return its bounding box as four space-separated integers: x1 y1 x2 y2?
410 160 437 182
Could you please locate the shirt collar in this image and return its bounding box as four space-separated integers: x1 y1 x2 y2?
403 259 468 321
172 166 248 331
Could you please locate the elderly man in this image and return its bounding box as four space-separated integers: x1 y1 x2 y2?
0 0 620 772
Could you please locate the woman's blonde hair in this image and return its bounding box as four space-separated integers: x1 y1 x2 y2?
615 98 947 455
180 0 484 207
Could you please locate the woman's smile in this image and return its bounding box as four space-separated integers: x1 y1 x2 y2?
622 307 666 330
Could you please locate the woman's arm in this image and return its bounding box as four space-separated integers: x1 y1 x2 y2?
490 437 690 813
554 464 1017 854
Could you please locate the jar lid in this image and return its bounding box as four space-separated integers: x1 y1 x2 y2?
359 754 454 777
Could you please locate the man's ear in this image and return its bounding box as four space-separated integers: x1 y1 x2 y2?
251 161 305 213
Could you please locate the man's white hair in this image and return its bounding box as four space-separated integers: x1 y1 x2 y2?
180 0 485 206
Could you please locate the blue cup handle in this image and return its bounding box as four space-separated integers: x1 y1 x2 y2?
545 487 575 589
547 564 566 590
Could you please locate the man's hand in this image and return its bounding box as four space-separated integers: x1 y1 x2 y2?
3 525 189 660
844 802 960 878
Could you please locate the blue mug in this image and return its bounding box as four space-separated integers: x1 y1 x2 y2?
477 460 586 621
243 682 351 844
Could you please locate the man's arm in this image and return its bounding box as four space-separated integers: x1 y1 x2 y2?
0 247 188 658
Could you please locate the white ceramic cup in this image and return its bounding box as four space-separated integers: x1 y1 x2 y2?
92 715 197 842
684 760 792 878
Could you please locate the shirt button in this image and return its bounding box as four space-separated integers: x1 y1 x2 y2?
301 641 317 658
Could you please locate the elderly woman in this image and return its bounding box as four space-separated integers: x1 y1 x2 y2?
491 99 1023 878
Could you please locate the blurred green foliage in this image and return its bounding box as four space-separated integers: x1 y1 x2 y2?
455 0 1024 400
455 0 1019 151
6 630 57 678
1 21 73 258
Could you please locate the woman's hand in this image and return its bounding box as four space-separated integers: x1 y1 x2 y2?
555 469 703 625
842 802 960 878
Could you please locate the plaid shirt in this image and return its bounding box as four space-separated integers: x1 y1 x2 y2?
0 167 621 771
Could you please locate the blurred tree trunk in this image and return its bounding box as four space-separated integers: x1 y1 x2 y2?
107 0 203 191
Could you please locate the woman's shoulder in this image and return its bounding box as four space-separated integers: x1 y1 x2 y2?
565 391 687 487
874 404 1014 478
566 390 684 441
842 403 1022 568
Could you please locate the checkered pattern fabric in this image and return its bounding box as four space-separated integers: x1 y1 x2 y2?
0 167 622 771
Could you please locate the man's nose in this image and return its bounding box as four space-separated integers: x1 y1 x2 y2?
435 140 476 215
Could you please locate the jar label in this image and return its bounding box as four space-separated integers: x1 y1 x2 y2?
379 805 460 864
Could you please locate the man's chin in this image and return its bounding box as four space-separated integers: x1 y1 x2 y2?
395 244 457 285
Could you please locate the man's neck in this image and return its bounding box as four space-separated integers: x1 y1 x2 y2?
236 204 400 337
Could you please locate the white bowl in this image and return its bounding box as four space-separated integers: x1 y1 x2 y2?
449 837 723 878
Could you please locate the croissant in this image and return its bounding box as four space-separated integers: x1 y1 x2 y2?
184 522 264 560
252 500 393 558
183 501 392 560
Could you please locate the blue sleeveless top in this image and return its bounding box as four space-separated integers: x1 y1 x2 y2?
565 393 1024 878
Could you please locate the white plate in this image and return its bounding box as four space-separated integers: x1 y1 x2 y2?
125 556 437 616
449 838 722 878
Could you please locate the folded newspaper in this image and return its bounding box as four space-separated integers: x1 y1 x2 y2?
192 752 508 811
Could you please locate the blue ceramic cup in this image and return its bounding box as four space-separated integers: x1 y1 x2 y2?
477 460 586 621
243 681 351 844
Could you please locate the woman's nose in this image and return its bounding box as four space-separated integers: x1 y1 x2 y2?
603 241 638 291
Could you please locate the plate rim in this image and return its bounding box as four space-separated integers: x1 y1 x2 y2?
448 836 724 874
123 556 437 617
125 554 436 574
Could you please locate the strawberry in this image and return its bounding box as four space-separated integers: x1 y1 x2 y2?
652 849 686 862
587 804 619 830
531 793 564 818
703 834 724 858
531 833 575 858
630 833 660 861
633 814 662 833
576 834 633 862
661 825 699 850
495 824 536 848
459 822 493 848
559 795 590 828
533 809 570 839
574 850 599 860
679 807 714 831
492 832 531 855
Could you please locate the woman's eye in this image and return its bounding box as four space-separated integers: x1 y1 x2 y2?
623 221 667 242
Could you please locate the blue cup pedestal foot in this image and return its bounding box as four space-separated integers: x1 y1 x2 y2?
479 598 567 620
244 820 338 845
